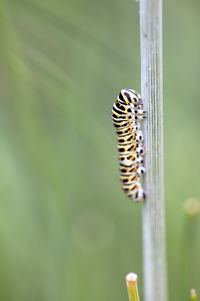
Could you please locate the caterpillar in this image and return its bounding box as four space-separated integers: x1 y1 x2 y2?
112 89 146 202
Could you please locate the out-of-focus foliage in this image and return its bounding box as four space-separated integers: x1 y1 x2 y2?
0 0 200 300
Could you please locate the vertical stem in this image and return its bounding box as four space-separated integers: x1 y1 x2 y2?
126 273 140 301
190 289 197 301
139 1 168 301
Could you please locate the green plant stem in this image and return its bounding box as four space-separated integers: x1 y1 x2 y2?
139 1 168 301
179 200 199 301
126 273 140 301
190 289 197 301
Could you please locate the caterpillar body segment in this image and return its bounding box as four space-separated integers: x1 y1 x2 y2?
115 124 140 136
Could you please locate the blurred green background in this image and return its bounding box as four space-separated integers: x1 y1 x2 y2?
0 0 200 300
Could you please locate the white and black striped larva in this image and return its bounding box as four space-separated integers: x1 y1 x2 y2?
112 89 146 202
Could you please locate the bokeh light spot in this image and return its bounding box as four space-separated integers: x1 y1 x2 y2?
184 198 200 215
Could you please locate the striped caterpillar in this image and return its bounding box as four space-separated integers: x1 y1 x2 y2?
112 89 146 202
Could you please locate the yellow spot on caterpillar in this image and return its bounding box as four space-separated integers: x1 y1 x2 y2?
135 185 139 190
131 155 135 160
